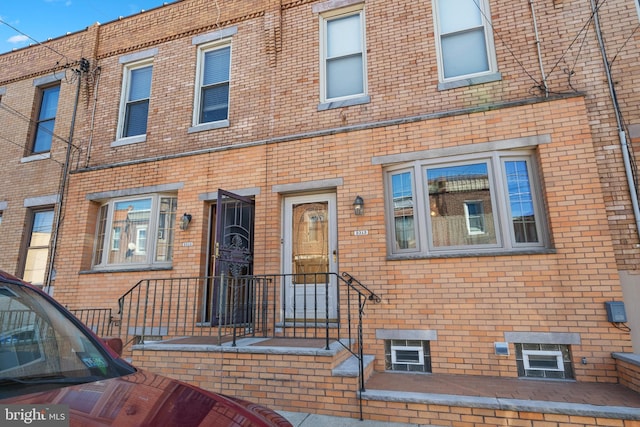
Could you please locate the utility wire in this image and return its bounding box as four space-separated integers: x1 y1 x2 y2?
0 102 80 150
0 18 71 65
0 134 65 166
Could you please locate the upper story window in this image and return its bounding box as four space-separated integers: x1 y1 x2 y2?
32 85 60 154
385 149 548 257
433 0 499 89
318 3 368 108
193 40 231 128
92 194 177 270
118 60 153 141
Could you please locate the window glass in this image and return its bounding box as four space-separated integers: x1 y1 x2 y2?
94 195 176 268
435 0 494 81
33 86 60 153
504 160 539 243
23 210 54 285
385 150 546 256
323 8 366 101
391 171 416 250
426 162 497 248
199 46 230 124
123 65 152 138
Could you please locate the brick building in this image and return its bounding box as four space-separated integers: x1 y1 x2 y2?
1 0 639 423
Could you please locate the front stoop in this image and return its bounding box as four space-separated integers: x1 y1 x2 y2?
130 339 640 426
130 338 372 420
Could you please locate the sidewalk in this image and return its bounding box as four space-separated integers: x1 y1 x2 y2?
279 411 430 427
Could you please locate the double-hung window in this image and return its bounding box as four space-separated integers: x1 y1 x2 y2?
117 59 153 143
385 149 547 257
93 194 177 269
433 0 499 88
194 40 231 128
32 85 60 154
318 3 368 108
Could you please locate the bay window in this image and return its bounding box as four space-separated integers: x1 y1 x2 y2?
386 149 547 256
93 194 177 269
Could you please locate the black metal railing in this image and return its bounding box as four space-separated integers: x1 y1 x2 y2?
69 308 114 337
116 272 380 414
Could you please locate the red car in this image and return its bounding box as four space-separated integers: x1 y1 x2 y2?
0 270 292 427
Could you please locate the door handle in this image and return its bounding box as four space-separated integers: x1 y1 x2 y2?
332 249 337 263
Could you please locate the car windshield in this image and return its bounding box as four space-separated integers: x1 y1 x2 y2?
0 283 133 398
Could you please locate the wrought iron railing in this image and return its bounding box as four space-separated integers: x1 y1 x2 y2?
69 308 114 337
116 272 380 416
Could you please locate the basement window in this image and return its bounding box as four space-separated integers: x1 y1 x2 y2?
515 343 574 379
385 340 431 373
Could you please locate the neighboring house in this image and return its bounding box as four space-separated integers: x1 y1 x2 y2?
1 0 639 423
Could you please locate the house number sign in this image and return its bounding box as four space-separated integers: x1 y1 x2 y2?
353 230 369 236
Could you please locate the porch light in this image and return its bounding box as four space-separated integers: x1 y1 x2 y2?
353 195 364 216
180 213 192 230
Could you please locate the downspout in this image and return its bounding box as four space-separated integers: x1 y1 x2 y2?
590 0 640 241
45 58 88 294
529 0 549 97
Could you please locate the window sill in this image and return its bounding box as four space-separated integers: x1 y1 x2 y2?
21 152 51 163
437 72 502 91
318 95 370 111
387 247 556 261
111 135 146 147
81 265 172 274
188 120 230 134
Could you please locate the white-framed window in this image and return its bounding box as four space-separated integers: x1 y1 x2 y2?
117 60 153 142
193 40 231 127
320 3 367 104
385 340 431 372
432 0 498 87
32 85 60 154
636 0 640 20
515 343 574 379
385 149 547 257
92 195 177 269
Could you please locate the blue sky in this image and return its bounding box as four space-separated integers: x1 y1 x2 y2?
0 1 177 55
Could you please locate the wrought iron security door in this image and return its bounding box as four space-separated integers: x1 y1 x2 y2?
212 189 255 326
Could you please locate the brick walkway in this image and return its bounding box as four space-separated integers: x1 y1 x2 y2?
365 372 640 408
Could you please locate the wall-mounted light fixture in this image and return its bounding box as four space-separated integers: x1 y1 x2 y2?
180 213 192 231
353 195 364 216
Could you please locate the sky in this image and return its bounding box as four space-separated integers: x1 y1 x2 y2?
0 0 177 55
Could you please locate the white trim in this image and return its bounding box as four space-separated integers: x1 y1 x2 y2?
319 3 367 105
193 39 232 127
432 0 498 86
523 350 564 372
115 58 153 141
391 344 425 365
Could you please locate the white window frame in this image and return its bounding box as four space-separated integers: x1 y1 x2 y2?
523 350 564 372
391 344 425 365
92 194 176 270
116 59 153 145
32 84 61 154
464 200 485 235
191 39 232 132
384 149 547 257
319 3 368 107
636 0 640 20
432 0 499 89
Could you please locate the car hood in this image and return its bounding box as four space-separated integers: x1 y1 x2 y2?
1 369 291 426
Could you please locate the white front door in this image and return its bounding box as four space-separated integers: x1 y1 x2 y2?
283 193 338 320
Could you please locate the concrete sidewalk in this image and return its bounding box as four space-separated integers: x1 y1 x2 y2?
279 411 433 427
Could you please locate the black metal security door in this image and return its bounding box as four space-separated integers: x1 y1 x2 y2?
212 189 255 326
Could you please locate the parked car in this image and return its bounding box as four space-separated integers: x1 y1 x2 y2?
0 270 292 426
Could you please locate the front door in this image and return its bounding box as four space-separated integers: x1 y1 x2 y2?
208 190 255 326
283 193 338 321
